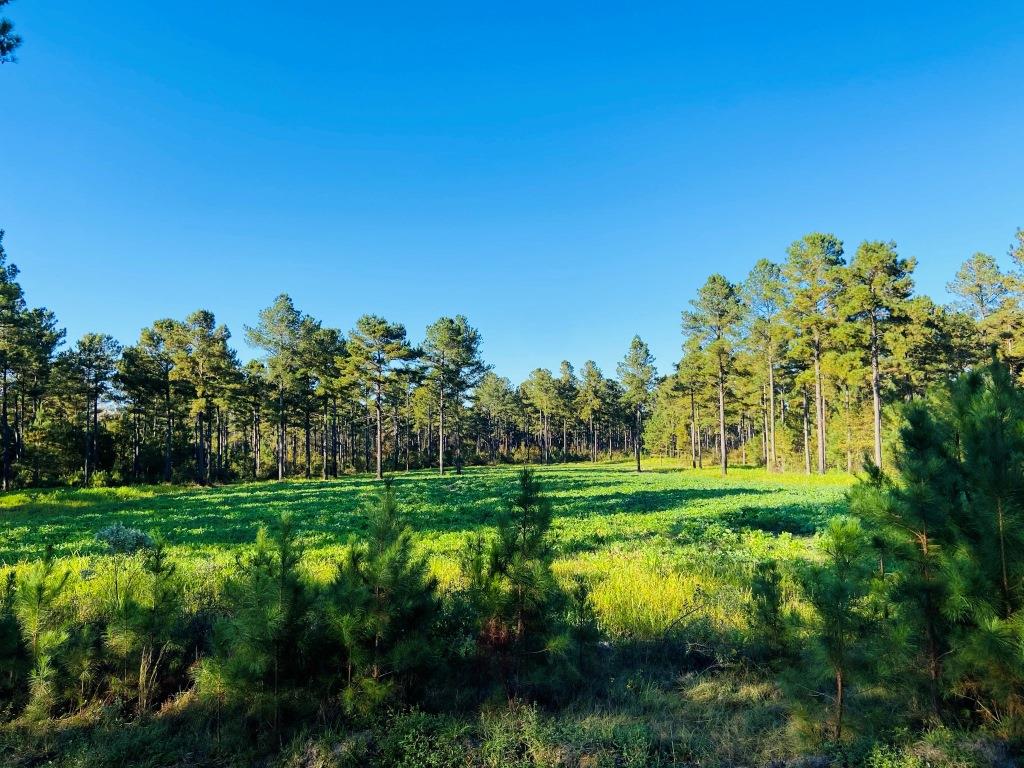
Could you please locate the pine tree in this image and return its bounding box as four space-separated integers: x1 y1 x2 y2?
323 480 439 713
784 233 845 474
14 546 70 719
793 516 876 742
953 361 1024 618
684 274 744 474
0 0 21 63
195 513 310 730
475 372 517 461
676 341 708 469
576 361 607 463
246 295 304 481
850 404 962 721
422 315 487 475
840 241 915 467
555 361 578 459
60 333 121 485
521 368 558 464
743 259 786 471
0 572 28 714
486 468 558 695
617 336 656 472
345 315 415 479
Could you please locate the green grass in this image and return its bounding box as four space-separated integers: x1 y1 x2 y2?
0 459 852 562
4 461 1003 767
0 459 852 642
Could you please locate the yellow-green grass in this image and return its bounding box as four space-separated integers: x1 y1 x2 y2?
0 458 852 641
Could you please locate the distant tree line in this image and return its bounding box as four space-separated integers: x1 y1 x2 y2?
0 227 1020 487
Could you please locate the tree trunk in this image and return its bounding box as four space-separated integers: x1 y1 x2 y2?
277 385 285 481
374 383 384 480
802 392 811 475
438 381 445 475
870 319 883 467
813 341 826 474
835 667 844 741
768 357 777 471
717 369 727 476
304 406 312 479
634 408 642 472
689 390 698 469
163 375 172 482
1 367 9 491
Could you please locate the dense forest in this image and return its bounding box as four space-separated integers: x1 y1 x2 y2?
0 228 1019 489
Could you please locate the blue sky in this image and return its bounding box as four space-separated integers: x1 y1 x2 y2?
2 2 1023 382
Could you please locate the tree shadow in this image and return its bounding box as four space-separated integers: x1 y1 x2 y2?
0 464 847 563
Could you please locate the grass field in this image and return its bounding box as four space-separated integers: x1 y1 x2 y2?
4 462 1007 767
0 459 852 643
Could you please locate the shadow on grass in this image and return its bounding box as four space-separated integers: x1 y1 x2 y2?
0 464 847 563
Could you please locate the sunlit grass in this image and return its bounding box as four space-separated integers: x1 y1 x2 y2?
0 458 851 643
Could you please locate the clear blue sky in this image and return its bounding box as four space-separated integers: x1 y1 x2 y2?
3 2 1023 382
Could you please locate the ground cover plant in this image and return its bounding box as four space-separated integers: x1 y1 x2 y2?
2 426 1021 766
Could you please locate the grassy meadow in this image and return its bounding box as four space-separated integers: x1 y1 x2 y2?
3 461 1009 767
0 460 850 643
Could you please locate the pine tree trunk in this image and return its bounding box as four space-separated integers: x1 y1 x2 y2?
163 376 173 482
1 367 10 491
768 357 777 471
802 392 811 475
277 385 285 481
374 382 384 480
634 408 642 472
718 369 727 476
813 341 826 474
438 380 445 476
870 320 883 467
835 667 844 741
304 406 312 479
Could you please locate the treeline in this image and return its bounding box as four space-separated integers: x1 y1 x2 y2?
0 227 1021 487
651 230 1023 475
3 361 1024 759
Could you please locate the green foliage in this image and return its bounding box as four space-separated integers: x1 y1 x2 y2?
0 1 21 63
788 516 877 743
852 359 1024 733
6 458 1019 764
467 468 563 696
194 512 311 729
749 558 789 660
95 523 153 555
0 571 27 715
322 480 439 714
13 546 70 719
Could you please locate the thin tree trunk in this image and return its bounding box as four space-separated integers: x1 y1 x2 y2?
802 392 811 475
438 380 445 475
374 383 383 480
870 321 883 467
163 375 172 482
277 385 285 481
634 408 642 472
768 357 777 470
813 342 826 474
304 406 312 479
718 370 727 476
835 668 844 741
